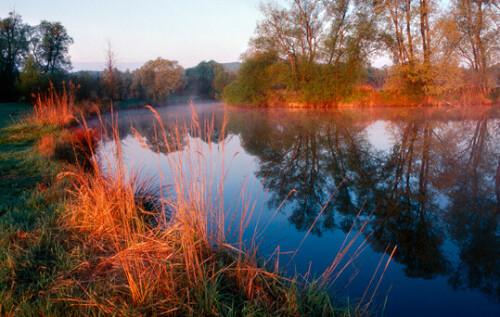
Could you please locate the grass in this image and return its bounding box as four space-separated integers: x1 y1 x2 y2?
0 104 76 315
0 93 393 315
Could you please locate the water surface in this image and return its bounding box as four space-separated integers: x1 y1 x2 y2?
95 103 500 316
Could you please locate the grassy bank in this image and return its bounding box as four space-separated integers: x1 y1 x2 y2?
0 97 382 315
0 103 77 314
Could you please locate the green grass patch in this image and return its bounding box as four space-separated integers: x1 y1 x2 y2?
0 105 81 315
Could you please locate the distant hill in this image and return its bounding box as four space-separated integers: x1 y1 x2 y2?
221 62 241 73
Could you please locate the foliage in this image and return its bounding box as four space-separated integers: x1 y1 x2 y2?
212 66 234 100
223 53 279 106
16 55 47 99
0 11 31 101
225 0 379 106
224 0 498 106
134 58 185 102
71 71 102 101
35 21 73 74
0 11 74 101
441 0 499 95
185 60 234 100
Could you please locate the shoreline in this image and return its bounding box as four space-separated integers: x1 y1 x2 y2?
0 102 363 315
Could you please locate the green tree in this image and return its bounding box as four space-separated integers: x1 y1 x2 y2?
70 71 102 101
36 20 73 74
223 53 278 106
185 60 234 99
0 11 31 100
228 0 378 106
185 60 218 98
16 54 46 99
212 66 234 100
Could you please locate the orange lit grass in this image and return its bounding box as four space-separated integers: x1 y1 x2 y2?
57 105 394 315
30 83 77 127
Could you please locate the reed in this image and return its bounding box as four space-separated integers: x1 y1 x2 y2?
15 88 393 315
29 83 78 127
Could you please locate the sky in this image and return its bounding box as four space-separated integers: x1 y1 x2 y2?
1 0 392 72
1 0 265 71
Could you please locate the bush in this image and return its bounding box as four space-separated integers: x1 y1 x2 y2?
223 53 278 107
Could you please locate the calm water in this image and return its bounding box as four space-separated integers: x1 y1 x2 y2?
95 102 500 316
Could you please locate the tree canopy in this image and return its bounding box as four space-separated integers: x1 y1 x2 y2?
0 11 73 101
224 0 500 106
134 58 185 101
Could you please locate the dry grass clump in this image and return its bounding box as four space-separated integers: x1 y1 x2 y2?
61 169 293 315
57 113 301 315
30 83 78 127
29 82 100 128
38 126 99 171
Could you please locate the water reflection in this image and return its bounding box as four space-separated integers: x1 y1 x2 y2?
225 107 499 301
97 104 500 312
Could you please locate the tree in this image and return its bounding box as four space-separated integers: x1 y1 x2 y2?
223 53 279 106
445 0 499 94
252 0 324 85
185 60 234 99
70 71 102 101
232 0 379 106
36 20 73 74
101 40 118 100
321 0 380 94
185 60 219 97
212 66 234 100
377 0 438 98
0 11 31 100
137 58 185 101
16 54 46 99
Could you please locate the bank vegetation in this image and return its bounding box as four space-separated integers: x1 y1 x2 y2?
223 0 499 107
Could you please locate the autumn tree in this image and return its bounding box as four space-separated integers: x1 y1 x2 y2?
445 0 499 94
101 41 119 100
136 58 185 101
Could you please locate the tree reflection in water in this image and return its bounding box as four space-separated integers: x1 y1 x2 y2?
98 105 500 303
223 107 500 300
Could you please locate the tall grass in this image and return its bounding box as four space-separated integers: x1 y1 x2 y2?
58 108 299 314
29 83 77 127
15 86 395 315
56 104 396 315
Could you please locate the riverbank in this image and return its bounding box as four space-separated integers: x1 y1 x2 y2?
224 85 500 108
0 101 363 315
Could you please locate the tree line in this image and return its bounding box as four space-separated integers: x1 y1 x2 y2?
0 11 235 104
98 57 234 103
224 0 499 106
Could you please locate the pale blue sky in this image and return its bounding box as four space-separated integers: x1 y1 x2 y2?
1 0 264 70
1 0 396 71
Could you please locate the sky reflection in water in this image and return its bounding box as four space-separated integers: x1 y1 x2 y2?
95 103 500 317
